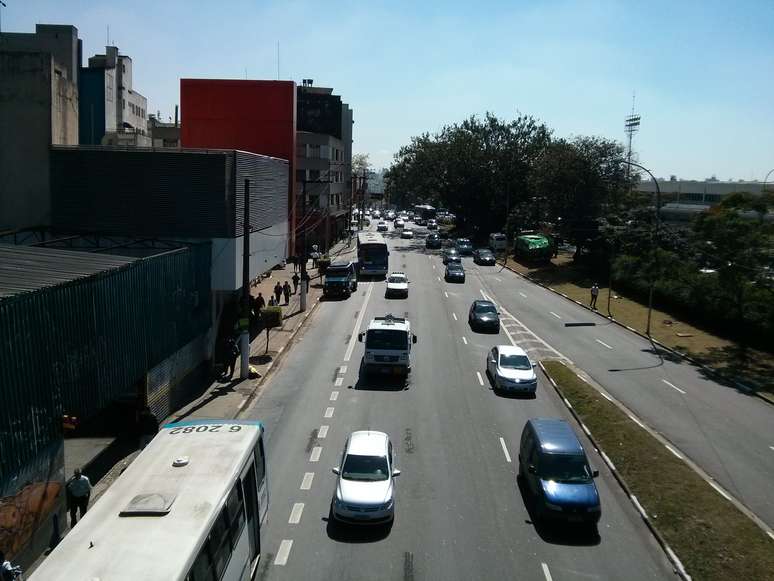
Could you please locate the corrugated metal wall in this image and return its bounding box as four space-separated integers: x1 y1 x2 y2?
233 151 289 236
0 243 211 489
51 147 289 240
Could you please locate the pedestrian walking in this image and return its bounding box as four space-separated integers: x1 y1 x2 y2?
66 468 91 527
273 282 282 304
292 273 300 294
590 283 600 309
256 292 266 312
137 406 159 449
225 335 240 380
282 281 291 304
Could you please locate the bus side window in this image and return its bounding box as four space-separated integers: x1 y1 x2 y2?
226 483 245 540
188 543 215 581
208 510 231 579
254 440 266 488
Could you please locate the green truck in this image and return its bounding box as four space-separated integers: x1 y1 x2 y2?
513 233 553 263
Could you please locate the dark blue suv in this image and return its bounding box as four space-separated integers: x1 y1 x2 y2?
518 418 601 524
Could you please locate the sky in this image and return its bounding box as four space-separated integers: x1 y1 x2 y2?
4 0 774 180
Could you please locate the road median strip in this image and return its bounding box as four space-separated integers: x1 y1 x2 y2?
540 360 774 581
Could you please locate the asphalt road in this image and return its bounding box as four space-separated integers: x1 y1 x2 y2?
247 224 675 580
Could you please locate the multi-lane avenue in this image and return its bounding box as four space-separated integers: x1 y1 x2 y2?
246 221 680 580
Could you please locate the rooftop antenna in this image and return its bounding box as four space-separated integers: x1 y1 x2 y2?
106 24 109 46
0 1 8 35
624 91 641 182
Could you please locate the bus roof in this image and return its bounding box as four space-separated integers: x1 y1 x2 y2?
30 419 263 581
357 231 386 246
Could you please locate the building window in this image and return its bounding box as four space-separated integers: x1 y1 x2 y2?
320 145 331 160
295 169 306 183
308 145 320 159
309 170 320 181
122 63 126 73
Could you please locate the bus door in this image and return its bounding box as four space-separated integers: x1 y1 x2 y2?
240 462 261 566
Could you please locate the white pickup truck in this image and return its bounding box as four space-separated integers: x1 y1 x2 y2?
358 314 417 376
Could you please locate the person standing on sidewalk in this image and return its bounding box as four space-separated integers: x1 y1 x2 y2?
256 292 266 313
273 282 282 305
225 335 240 380
282 281 291 304
590 283 600 310
66 468 91 527
292 272 300 294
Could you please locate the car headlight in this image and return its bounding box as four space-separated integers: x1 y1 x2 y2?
544 502 563 511
380 500 394 510
334 496 344 507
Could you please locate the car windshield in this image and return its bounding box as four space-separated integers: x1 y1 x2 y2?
499 354 530 369
342 454 389 481
475 303 497 314
448 264 463 272
478 250 493 257
446 249 459 255
326 276 347 282
539 454 591 483
388 276 406 283
366 329 407 349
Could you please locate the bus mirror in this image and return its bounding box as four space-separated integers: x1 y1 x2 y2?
412 334 418 344
358 333 363 342
332 466 340 475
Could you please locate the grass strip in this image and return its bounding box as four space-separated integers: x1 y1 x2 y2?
543 360 774 581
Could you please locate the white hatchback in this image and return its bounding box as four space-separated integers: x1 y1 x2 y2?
401 229 414 239
486 345 538 394
332 431 400 524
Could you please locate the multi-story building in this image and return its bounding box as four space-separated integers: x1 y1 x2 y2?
0 24 81 230
296 81 353 250
79 45 150 146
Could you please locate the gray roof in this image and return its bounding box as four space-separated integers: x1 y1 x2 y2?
0 244 137 299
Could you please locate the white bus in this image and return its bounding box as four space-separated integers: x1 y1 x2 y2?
30 419 268 581
357 232 389 276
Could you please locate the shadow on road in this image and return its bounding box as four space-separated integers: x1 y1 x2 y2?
324 511 393 543
517 475 601 547
354 369 410 391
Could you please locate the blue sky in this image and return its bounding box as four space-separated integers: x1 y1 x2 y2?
5 0 774 179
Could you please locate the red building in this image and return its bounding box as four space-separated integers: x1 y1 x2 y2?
180 79 297 253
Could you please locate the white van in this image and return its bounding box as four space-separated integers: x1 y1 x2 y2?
489 232 507 251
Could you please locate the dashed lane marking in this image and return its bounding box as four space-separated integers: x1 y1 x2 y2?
461 336 468 345
334 377 344 387
494 277 502 282
318 425 329 439
519 292 527 298
310 446 322 462
452 312 458 321
499 437 512 463
339 365 347 374
324 407 335 418
289 502 304 524
476 371 484 386
596 339 613 350
662 379 686 394
330 391 339 401
300 472 314 490
274 540 293 566
541 563 553 581
549 311 561 319
344 282 374 362
444 291 449 298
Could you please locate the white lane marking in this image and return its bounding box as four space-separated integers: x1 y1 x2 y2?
289 502 304 524
300 472 314 490
770 446 774 452
549 311 561 319
600 391 613 402
519 292 527 298
541 563 553 581
237 398 247 410
479 289 487 299
768 531 774 541
310 446 322 462
476 371 484 386
596 339 613 350
344 282 374 362
324 407 335 418
437 276 441 282
334 377 344 387
662 379 686 394
452 312 458 321
461 336 468 345
330 391 339 401
628 414 646 429
499 437 512 463
665 444 683 460
274 539 293 565
710 481 733 501
432 264 436 269
494 277 502 282
339 365 347 374
444 291 449 298
318 425 329 439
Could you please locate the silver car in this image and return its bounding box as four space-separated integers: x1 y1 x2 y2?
331 431 400 524
486 345 538 394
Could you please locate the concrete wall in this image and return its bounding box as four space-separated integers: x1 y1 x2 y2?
0 24 80 84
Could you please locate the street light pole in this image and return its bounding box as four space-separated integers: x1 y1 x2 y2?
240 179 251 380
300 179 308 312
763 168 774 193
622 160 661 337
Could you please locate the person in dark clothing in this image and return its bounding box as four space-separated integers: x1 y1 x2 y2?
288 255 297 272
590 283 600 309
225 336 240 380
256 292 266 312
282 281 291 304
66 468 91 527
137 406 159 449
292 273 300 293
273 282 282 305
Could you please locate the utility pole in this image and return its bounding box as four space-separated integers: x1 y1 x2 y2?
624 94 641 186
300 178 308 312
240 179 251 380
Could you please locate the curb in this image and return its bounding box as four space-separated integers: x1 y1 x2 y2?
500 261 773 407
538 361 691 581
235 295 323 419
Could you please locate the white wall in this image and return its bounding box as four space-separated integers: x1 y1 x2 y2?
210 221 289 291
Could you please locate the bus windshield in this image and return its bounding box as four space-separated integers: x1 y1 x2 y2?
366 329 407 350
